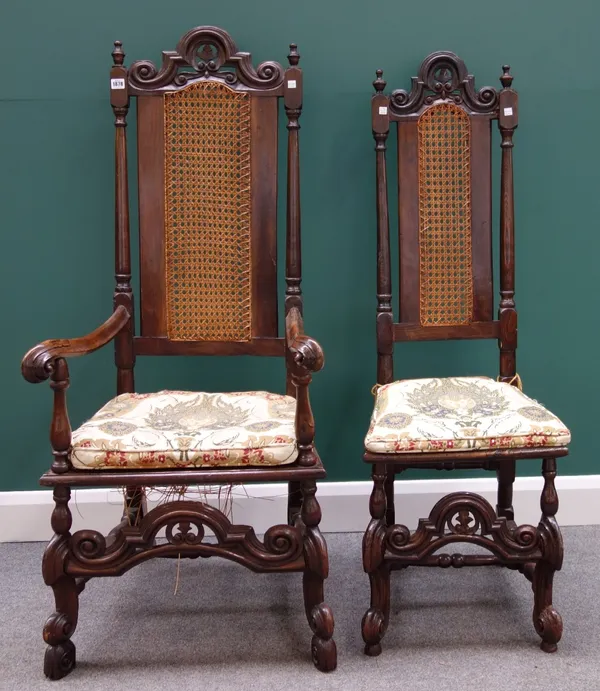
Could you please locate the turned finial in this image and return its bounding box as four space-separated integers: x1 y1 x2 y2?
288 43 300 66
500 64 513 88
373 69 386 93
112 40 125 66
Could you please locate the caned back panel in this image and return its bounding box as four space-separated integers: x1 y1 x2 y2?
137 82 278 342
397 104 493 326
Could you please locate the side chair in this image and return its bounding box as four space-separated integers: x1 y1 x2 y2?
361 51 570 657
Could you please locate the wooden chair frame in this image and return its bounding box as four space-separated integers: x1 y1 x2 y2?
361 52 567 656
21 26 336 678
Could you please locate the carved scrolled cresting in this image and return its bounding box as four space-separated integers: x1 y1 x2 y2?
66 501 304 576
383 492 541 564
390 51 498 115
128 26 284 91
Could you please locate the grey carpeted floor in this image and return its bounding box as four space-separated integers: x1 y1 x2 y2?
1 528 599 690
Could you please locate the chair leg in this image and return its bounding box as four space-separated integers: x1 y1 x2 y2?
124 485 147 525
300 480 337 672
496 460 515 521
288 480 302 526
361 464 390 656
362 563 391 657
384 470 395 526
42 487 79 680
533 458 563 653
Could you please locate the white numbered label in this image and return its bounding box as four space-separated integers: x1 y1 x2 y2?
111 78 126 90
503 107 513 116
378 106 388 115
287 79 297 89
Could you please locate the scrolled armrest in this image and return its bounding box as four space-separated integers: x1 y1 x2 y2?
21 305 131 384
285 307 324 373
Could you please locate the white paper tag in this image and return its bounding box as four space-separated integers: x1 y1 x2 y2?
503 106 513 116
379 106 388 115
287 79 297 89
111 78 125 90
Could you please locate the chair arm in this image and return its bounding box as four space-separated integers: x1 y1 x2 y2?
21 305 131 384
285 307 324 374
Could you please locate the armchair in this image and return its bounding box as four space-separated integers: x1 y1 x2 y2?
21 26 336 679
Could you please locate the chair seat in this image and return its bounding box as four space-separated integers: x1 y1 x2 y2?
71 390 298 470
364 376 571 454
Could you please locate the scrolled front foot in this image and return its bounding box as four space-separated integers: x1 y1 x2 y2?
535 605 563 653
311 636 337 672
42 601 78 680
44 640 76 680
308 603 337 671
362 607 385 656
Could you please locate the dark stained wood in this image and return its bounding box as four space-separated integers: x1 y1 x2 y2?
49 359 72 474
363 446 570 464
372 71 394 386
286 307 324 467
287 480 303 525
21 306 131 383
361 464 391 656
397 120 420 323
284 44 304 400
64 502 307 575
498 66 519 381
21 27 335 679
284 44 303 317
393 320 499 342
384 470 396 526
470 115 494 322
127 26 286 96
362 53 566 658
42 486 78 678
40 458 326 487
496 460 516 520
111 41 135 395
533 457 563 652
134 336 284 357
301 479 337 670
124 486 148 524
250 96 279 337
137 95 167 338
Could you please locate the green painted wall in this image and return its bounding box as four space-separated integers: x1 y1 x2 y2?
2 0 598 491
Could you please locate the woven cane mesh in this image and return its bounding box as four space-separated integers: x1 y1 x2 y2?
164 81 252 341
417 103 473 326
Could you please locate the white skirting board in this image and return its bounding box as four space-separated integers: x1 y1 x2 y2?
1 475 598 543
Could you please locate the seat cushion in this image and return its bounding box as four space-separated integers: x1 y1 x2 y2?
365 376 571 454
71 390 298 470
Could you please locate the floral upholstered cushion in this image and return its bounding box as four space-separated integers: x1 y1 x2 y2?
365 377 571 454
70 391 298 470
